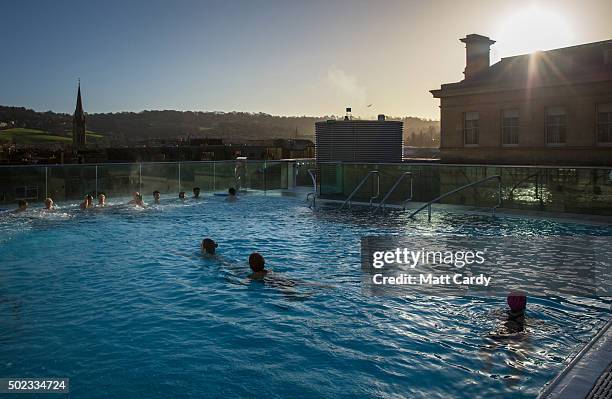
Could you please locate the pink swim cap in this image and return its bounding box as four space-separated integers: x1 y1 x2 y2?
507 294 527 312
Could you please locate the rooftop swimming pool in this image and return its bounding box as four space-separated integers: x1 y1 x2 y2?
0 193 610 398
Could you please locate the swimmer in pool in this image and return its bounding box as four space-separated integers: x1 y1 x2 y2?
153 190 161 204
201 238 218 255
193 187 201 199
44 198 55 210
226 187 238 202
243 252 334 294
179 191 186 201
97 193 106 207
80 195 93 210
14 199 28 213
507 293 527 320
127 192 145 207
248 252 268 280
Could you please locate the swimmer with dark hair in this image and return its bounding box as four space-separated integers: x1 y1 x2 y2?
44 198 55 210
179 191 186 201
153 191 161 204
201 238 218 255
193 187 201 199
226 187 238 202
97 193 106 207
14 199 28 213
80 195 93 210
243 252 332 295
248 252 267 280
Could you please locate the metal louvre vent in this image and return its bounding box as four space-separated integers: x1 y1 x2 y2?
315 120 403 163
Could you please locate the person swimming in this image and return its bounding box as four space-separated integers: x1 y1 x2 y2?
97 193 106 207
201 238 218 255
179 191 186 201
128 192 145 207
14 199 28 213
226 187 238 202
80 195 93 210
193 187 201 199
153 190 161 204
507 293 527 319
44 198 55 210
248 252 268 280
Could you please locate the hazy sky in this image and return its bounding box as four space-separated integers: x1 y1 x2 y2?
2 0 611 119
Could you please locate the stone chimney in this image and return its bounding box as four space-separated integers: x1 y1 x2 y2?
460 34 495 79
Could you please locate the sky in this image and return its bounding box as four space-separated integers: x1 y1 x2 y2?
1 0 611 119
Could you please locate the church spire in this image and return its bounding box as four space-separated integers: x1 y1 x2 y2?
72 80 86 149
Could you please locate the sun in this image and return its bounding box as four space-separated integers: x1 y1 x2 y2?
493 5 575 61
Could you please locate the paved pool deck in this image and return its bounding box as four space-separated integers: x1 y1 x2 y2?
538 319 612 399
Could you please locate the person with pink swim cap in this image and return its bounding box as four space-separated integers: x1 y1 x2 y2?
507 293 527 319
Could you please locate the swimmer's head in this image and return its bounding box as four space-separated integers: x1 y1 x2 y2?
193 187 200 197
179 191 186 200
153 190 160 200
86 195 93 204
249 252 265 272
201 238 218 255
228 187 236 196
44 198 54 209
507 294 527 314
97 193 106 205
18 199 28 210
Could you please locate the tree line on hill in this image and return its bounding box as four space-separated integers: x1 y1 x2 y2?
0 105 439 147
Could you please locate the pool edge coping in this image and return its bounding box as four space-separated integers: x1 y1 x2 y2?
537 318 612 399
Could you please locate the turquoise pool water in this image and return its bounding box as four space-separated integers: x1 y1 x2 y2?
0 194 610 398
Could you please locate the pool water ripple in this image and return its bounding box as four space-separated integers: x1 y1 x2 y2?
0 194 610 398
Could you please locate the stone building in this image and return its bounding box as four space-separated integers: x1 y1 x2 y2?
431 34 612 165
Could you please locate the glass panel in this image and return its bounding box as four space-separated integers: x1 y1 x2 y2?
0 166 46 207
212 161 238 193
178 162 214 197
0 162 610 216
263 161 287 191
96 164 140 201
295 160 316 188
47 164 97 205
319 162 343 198
140 162 181 203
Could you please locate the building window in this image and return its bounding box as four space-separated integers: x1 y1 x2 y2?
597 104 612 144
501 109 519 145
545 107 566 145
464 112 479 145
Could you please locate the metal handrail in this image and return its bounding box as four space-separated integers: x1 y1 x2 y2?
340 170 379 209
307 169 317 193
373 172 413 214
306 169 318 209
509 172 540 200
306 192 316 209
409 175 502 222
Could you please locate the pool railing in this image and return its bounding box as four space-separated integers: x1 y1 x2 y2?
1 160 611 216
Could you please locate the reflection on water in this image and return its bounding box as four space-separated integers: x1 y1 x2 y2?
0 194 610 399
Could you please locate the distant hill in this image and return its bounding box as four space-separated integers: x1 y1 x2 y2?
0 127 106 146
0 106 439 147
